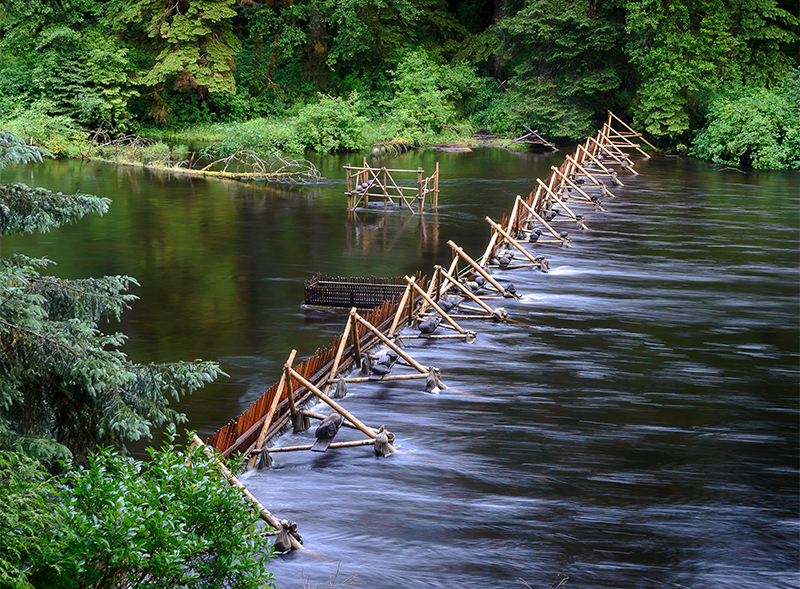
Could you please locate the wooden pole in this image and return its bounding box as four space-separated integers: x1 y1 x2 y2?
323 316 352 396
345 164 353 210
332 373 430 384
285 364 298 418
404 276 468 335
352 311 429 374
417 167 424 215
264 439 376 453
603 123 651 158
192 435 304 551
577 143 615 177
535 178 588 227
485 216 545 265
597 126 629 159
287 367 381 441
433 162 439 209
515 196 566 242
565 154 603 187
608 110 657 150
446 240 507 296
434 265 494 314
349 309 362 367
247 349 297 470
550 166 594 203
388 284 412 337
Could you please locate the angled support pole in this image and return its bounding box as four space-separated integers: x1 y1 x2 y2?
608 111 657 150
535 178 589 228
287 364 379 440
351 311 428 374
515 196 569 244
565 155 618 198
192 434 305 551
388 284 412 338
324 315 353 397
550 166 594 203
485 216 547 265
577 143 616 178
403 275 472 338
603 123 651 158
447 240 508 296
247 349 297 470
434 265 494 315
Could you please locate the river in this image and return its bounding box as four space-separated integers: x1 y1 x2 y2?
1 150 798 588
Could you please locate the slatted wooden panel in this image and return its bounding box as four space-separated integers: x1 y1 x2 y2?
207 281 424 456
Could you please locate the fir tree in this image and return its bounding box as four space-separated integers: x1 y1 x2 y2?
0 130 223 463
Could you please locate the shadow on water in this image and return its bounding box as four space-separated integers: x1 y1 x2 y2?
1 152 798 588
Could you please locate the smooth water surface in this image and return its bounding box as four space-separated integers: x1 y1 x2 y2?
2 150 798 588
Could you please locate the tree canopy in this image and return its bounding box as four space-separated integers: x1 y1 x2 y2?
0 0 797 164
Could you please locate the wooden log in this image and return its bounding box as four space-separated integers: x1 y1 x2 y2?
404 275 468 336
247 349 297 470
192 434 304 551
485 216 544 265
446 240 508 296
607 111 657 150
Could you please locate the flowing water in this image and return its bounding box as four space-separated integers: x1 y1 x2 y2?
2 150 798 588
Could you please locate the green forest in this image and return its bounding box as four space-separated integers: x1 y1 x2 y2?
1 0 799 168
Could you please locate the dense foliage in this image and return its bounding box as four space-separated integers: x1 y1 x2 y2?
1 432 272 589
0 0 797 166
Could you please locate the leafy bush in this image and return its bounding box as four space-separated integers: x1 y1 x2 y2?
294 93 367 152
1 104 87 158
691 70 800 169
29 429 274 589
384 50 488 143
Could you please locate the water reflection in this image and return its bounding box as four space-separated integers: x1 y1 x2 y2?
0 152 797 588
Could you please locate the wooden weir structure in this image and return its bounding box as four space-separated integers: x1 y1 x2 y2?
196 111 655 552
344 158 439 214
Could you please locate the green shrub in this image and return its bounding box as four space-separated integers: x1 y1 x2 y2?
30 428 274 589
1 103 86 158
294 93 367 152
691 70 800 169
383 50 489 143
